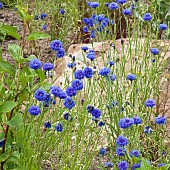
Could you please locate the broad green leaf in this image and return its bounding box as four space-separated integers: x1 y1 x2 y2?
35 69 45 83
0 101 18 113
0 153 9 162
26 31 51 41
0 61 15 76
0 25 20 40
15 5 33 22
8 44 22 63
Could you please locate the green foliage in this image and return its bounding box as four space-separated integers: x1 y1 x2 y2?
26 31 51 41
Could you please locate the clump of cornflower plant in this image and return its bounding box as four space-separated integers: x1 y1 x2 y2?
99 147 106 155
116 147 126 156
34 89 47 101
64 97 75 109
122 8 131 15
150 48 159 55
108 2 119 10
74 69 85 79
126 74 136 81
84 67 94 78
86 50 96 61
133 116 142 125
99 67 110 76
44 121 51 128
55 123 63 132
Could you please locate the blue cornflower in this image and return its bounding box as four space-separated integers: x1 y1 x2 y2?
28 106 41 116
56 48 65 58
112 100 118 106
72 79 83 90
118 161 128 170
116 147 126 156
89 2 99 8
83 26 88 33
90 32 95 38
14 7 18 11
122 9 131 15
118 118 134 128
0 3 3 9
133 116 142 124
99 147 106 155
144 126 153 134
98 121 105 127
155 115 166 125
130 150 140 158
67 62 76 68
66 86 77 97
132 163 141 170
109 61 114 66
116 0 126 4
34 89 47 101
88 18 94 27
0 139 5 147
158 163 166 168
105 162 113 167
50 40 62 51
55 123 63 132
86 50 96 61
44 121 51 128
108 2 119 10
74 69 85 79
34 15 39 20
42 24 47 30
126 74 136 81
84 67 94 78
131 4 135 10
60 8 65 15
110 20 115 25
40 13 48 19
82 18 89 25
150 48 159 55
99 67 110 76
53 100 56 105
97 14 105 22
43 63 54 71
87 105 95 113
91 14 97 20
116 136 128 147
109 74 116 81
64 97 75 109
143 13 152 21
63 112 73 121
145 99 156 108
152 59 156 63
160 24 167 30
81 46 88 52
50 86 67 99
29 59 42 70
105 3 109 7
91 108 102 119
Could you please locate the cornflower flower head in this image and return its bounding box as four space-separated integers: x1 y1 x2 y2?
108 2 119 10
43 63 54 71
130 150 140 158
55 123 63 132
118 118 134 128
143 13 152 21
34 89 47 101
29 59 42 70
50 40 62 51
86 50 96 61
64 97 75 109
99 67 110 76
84 67 94 78
116 136 128 147
118 161 128 170
66 86 77 97
150 48 159 55
72 79 83 90
116 147 126 156
28 106 41 116
159 23 167 30
145 99 156 108
74 69 85 79
155 115 166 125
44 121 51 128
